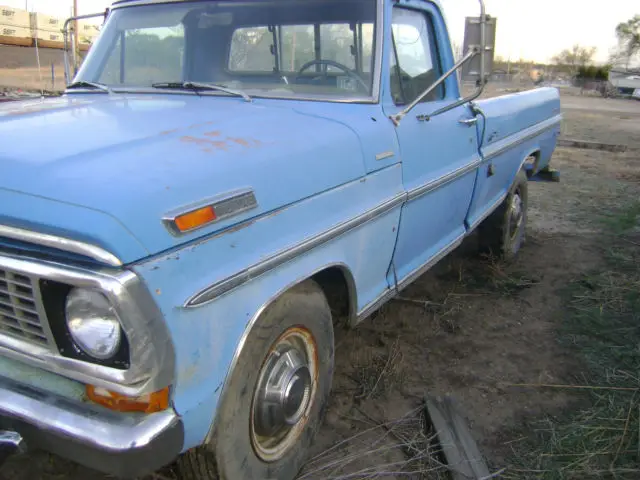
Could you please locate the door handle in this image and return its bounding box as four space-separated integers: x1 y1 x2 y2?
459 117 478 127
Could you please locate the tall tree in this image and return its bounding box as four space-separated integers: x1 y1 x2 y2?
552 44 597 76
614 15 640 69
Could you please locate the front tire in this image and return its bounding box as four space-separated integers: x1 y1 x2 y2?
176 280 334 480
477 169 528 261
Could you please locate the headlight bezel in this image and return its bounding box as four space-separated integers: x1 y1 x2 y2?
41 280 131 370
0 253 175 398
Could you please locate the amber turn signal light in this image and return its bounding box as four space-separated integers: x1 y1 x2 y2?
86 385 170 413
174 206 217 232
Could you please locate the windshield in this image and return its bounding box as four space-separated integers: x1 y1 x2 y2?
76 0 379 101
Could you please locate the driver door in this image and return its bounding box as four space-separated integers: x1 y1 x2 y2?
383 3 481 288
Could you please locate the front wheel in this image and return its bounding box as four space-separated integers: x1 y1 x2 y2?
477 169 528 261
176 280 334 480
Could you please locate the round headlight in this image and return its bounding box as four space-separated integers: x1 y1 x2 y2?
65 288 122 360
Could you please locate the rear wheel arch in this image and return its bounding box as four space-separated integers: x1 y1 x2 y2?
477 169 529 261
521 148 541 177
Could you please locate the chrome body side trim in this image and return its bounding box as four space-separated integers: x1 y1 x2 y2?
0 225 122 267
467 192 507 232
0 374 183 477
185 192 406 307
184 114 560 309
162 188 258 236
482 114 562 162
354 287 395 325
355 233 465 323
407 159 481 202
0 254 175 396
396 233 465 292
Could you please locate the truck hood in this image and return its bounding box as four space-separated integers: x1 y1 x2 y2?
0 94 364 264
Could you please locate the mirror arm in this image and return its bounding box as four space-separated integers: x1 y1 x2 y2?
390 0 488 127
479 0 486 90
390 48 478 127
63 11 109 85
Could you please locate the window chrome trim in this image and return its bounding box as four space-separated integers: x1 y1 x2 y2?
185 191 406 307
0 225 122 267
0 253 175 396
372 0 384 103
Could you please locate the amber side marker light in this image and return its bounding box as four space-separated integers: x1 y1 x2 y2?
174 205 217 232
87 385 170 413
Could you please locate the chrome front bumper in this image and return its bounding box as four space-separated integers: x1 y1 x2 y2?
0 375 183 477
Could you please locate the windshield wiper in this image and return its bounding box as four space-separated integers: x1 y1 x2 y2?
66 81 113 94
151 81 251 102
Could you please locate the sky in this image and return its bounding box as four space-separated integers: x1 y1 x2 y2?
5 0 639 64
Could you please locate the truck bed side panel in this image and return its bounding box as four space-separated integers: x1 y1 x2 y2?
466 88 561 229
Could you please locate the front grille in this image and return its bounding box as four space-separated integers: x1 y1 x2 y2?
0 268 52 348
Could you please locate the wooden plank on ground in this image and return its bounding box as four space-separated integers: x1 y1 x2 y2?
425 395 490 480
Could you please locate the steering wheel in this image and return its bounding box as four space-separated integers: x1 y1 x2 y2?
297 60 369 93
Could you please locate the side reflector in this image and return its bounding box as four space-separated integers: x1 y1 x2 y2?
86 385 170 413
174 206 217 232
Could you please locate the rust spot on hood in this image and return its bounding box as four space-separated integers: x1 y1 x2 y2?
160 128 179 136
181 135 229 151
180 134 265 153
228 137 250 147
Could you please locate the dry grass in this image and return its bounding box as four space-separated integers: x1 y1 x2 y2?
503 203 640 479
298 406 448 480
350 337 406 401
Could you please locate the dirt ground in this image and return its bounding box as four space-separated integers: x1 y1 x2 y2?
0 94 639 480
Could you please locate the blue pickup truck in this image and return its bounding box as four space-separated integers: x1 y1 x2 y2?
0 0 561 478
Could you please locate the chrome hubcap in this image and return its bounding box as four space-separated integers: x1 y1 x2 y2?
509 192 524 239
251 328 317 462
253 346 312 436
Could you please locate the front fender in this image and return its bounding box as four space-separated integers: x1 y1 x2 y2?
132 164 404 449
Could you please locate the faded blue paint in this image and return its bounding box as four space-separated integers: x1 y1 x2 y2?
0 0 562 465
134 165 404 448
0 95 367 263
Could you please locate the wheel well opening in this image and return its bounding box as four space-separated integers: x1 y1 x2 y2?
524 150 541 177
311 267 356 327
